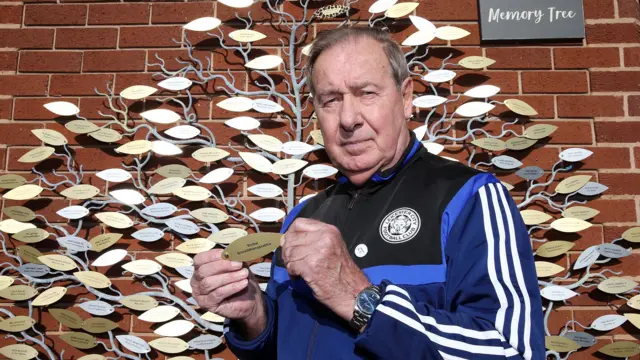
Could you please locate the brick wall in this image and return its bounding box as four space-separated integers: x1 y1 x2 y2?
0 0 639 359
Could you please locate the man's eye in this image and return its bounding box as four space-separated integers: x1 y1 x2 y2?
362 91 375 96
324 98 336 105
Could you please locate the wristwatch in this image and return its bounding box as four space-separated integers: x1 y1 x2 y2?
349 284 382 332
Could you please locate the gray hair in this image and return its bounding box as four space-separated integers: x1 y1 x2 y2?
304 26 409 96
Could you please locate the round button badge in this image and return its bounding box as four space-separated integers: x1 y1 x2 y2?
355 244 368 258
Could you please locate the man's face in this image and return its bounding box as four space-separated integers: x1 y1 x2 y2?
311 37 413 186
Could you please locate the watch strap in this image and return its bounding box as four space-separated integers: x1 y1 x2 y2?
349 285 382 331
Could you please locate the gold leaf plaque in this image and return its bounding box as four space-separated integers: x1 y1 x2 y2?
32 286 66 306
60 332 98 349
222 233 282 262
18 146 55 163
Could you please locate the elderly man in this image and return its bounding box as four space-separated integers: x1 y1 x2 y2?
191 26 545 359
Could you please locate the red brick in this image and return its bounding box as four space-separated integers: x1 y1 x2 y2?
212 47 278 71
56 28 118 49
19 51 82 73
119 26 183 48
0 51 17 71
588 198 638 223
50 74 115 96
522 71 588 93
526 121 593 145
564 146 631 169
88 3 150 25
600 173 640 195
14 97 78 120
595 121 640 143
151 2 213 24
557 95 624 117
78 96 142 120
584 0 616 18
0 75 48 96
506 146 560 170
586 23 640 44
624 47 640 67
530 221 603 251
591 71 640 92
0 123 43 145
0 5 22 24
553 47 620 69
630 95 640 116
485 47 552 70
83 50 147 72
618 0 640 18
453 70 519 94
24 4 86 25
0 99 12 120
0 29 54 49
414 0 478 20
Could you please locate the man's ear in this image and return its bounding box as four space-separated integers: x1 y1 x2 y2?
401 77 414 119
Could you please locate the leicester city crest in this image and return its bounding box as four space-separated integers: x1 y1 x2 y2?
379 207 421 244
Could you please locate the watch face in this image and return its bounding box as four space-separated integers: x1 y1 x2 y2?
357 289 381 315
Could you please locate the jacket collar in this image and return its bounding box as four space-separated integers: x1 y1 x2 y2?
336 129 421 191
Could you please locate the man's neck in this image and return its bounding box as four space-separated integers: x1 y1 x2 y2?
379 130 411 174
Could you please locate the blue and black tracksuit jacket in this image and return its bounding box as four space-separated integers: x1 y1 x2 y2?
224 131 545 359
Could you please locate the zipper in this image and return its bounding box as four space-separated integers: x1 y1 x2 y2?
348 189 360 210
306 322 319 360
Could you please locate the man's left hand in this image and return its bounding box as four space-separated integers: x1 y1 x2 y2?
281 218 371 322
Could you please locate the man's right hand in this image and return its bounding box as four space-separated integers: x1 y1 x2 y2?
191 249 267 340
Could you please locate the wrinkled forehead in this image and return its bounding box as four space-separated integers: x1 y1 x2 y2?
312 37 391 92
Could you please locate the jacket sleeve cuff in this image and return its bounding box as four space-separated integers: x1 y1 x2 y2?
224 294 276 353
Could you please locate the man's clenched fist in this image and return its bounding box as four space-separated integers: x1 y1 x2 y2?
281 218 371 321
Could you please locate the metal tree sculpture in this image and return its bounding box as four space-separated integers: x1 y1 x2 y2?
0 0 639 360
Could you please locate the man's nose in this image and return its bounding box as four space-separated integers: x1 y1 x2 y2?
339 95 362 132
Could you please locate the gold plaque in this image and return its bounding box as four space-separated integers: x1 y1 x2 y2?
272 159 308 176
191 208 228 224
38 254 77 271
148 177 186 195
562 206 599 221
81 317 119 333
248 134 283 153
89 128 122 143
12 228 49 243
148 337 189 354
78 355 106 360
238 152 272 173
192 147 230 163
0 174 27 189
156 253 193 268
60 332 98 349
0 219 35 234
222 233 282 262
208 228 248 245
0 276 15 291
555 175 591 194
384 2 418 18
535 261 564 278
201 311 224 323
176 238 215 254
119 295 158 311
505 99 538 117
18 146 55 163
155 164 192 178
506 137 537 151
458 56 496 70
73 271 112 289
120 85 157 100
628 294 640 310
471 138 507 152
116 140 152 155
65 120 99 134
173 186 211 201
32 286 66 306
95 212 134 229
524 124 557 139
3 184 43 201
0 344 38 360
310 130 324 146
536 241 575 258
61 184 100 200
622 227 640 243
31 129 67 146
3 206 36 222
122 259 162 276
597 277 638 295
16 245 44 264
89 233 123 252
519 209 553 225
0 285 38 301
545 336 580 352
550 218 592 233
598 341 640 358
0 316 36 332
49 308 83 329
